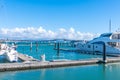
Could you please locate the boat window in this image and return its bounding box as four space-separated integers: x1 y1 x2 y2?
88 45 91 48
118 34 120 39
107 42 117 47
111 34 120 39
96 46 97 48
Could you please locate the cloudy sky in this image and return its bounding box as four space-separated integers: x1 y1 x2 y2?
0 0 120 40
0 27 99 40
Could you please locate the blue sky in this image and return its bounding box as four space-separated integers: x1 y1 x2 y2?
0 0 120 40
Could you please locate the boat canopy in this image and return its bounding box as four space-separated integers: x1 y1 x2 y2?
100 33 112 37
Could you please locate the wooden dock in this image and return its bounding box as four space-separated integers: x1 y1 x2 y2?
0 57 120 72
17 53 38 61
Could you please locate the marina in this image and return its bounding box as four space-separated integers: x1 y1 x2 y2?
0 39 120 72
1 30 120 79
0 39 120 80
1 0 120 80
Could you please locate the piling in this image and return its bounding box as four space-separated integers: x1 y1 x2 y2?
36 42 38 52
54 43 57 49
103 42 106 63
91 41 107 63
93 44 95 55
30 42 32 51
57 43 60 55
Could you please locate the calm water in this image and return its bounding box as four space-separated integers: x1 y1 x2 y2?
0 42 120 80
0 63 120 80
16 43 102 61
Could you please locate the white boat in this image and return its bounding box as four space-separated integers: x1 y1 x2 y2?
0 44 8 55
76 32 120 54
4 48 18 62
0 50 6 55
0 43 18 62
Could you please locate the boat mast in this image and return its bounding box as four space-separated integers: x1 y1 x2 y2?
109 19 111 32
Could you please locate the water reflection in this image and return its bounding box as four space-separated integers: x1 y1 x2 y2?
39 69 46 80
102 63 120 80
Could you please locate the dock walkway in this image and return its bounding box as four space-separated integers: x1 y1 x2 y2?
17 53 38 61
0 57 120 72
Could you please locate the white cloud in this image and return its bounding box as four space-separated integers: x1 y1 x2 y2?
0 27 99 40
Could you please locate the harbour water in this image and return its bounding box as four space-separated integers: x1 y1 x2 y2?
0 41 120 80
16 42 102 61
0 63 120 80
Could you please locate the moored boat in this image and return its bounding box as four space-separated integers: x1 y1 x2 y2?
0 43 18 62
76 32 120 54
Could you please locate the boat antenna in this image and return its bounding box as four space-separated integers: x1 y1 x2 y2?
109 19 111 33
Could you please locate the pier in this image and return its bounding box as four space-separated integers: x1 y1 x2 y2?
17 53 38 61
0 57 120 72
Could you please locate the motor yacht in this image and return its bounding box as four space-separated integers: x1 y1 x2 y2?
76 32 120 54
